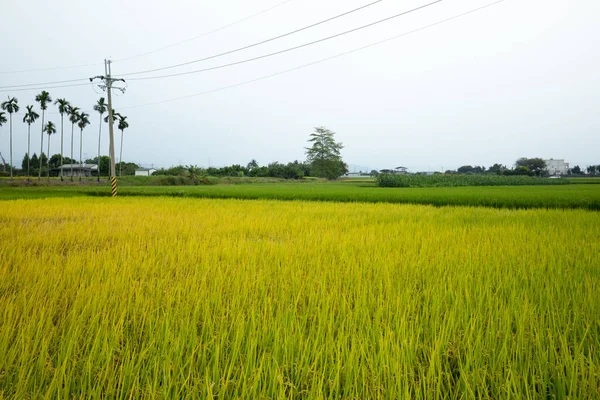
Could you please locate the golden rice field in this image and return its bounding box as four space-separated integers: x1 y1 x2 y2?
1 198 599 399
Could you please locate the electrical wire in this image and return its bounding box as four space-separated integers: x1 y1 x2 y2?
0 0 384 88
0 78 89 90
120 0 505 110
122 0 442 82
118 0 388 77
0 82 93 93
0 63 101 75
114 0 297 62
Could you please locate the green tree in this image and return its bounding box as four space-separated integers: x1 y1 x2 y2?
35 91 52 180
587 165 597 175
488 163 506 175
30 153 39 170
44 121 57 181
516 158 546 177
67 105 80 180
457 165 474 174
0 112 7 173
77 112 90 181
117 115 129 177
93 98 107 181
570 165 582 175
21 153 29 171
305 127 346 180
54 98 70 180
247 159 259 170
1 97 19 180
22 105 40 180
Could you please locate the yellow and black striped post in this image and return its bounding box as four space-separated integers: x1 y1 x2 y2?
110 176 118 197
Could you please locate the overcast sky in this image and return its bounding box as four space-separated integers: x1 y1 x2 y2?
1 0 598 172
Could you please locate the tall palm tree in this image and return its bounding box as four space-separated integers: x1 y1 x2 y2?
22 105 40 181
117 115 129 177
0 112 6 172
77 112 90 181
54 98 70 181
67 106 80 181
93 98 107 182
35 91 52 180
1 97 20 180
44 121 57 182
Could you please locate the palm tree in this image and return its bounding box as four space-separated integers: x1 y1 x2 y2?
67 106 80 181
1 97 20 180
117 115 129 177
0 112 6 172
44 121 57 182
93 98 108 182
35 91 52 180
54 98 70 181
77 112 90 181
22 105 40 180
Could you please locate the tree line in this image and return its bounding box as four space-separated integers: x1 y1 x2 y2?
153 127 348 181
0 92 129 181
446 158 600 177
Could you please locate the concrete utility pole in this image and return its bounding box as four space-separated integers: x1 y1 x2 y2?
90 60 125 197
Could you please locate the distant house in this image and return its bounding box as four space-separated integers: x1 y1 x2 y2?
343 171 371 178
379 166 408 175
545 159 569 176
57 164 98 177
135 168 157 176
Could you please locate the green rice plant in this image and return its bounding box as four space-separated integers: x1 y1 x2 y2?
377 174 571 188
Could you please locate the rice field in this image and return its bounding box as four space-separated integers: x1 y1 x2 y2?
2 182 600 210
1 197 599 398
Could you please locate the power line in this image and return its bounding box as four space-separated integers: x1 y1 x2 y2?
122 0 442 82
0 82 93 94
0 78 89 90
0 1 297 73
120 0 506 110
0 62 101 75
0 0 384 89
114 0 297 62
118 0 388 77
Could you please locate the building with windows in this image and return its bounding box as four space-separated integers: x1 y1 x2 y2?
545 159 569 176
135 168 157 176
57 164 98 177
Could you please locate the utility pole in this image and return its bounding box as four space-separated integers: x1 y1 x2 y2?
90 60 125 197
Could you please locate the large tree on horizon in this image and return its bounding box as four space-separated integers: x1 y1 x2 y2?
44 121 57 181
1 97 20 180
93 98 107 182
35 91 52 180
55 98 70 181
117 115 129 177
305 126 347 180
77 112 90 181
22 105 40 180
67 105 80 181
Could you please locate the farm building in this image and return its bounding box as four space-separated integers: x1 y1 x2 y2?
135 168 157 176
379 166 408 175
545 159 569 176
57 164 98 177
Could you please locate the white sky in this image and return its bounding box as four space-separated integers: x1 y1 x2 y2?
1 0 598 172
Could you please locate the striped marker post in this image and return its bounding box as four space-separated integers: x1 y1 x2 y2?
110 176 118 197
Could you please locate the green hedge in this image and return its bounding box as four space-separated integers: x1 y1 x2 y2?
377 174 571 188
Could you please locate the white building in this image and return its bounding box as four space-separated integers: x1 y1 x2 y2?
545 159 569 176
57 164 98 177
135 168 157 176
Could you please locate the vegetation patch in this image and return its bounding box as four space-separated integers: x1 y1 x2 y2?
377 173 571 188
